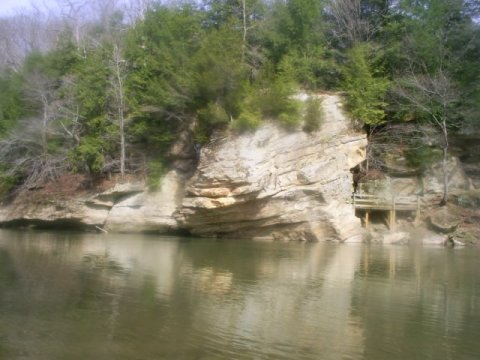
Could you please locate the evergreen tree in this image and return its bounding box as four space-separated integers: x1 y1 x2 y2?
342 43 390 126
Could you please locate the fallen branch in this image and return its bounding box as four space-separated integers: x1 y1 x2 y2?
95 225 108 234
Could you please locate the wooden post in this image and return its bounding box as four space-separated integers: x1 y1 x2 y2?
383 211 390 229
391 196 396 230
365 210 370 228
415 195 420 222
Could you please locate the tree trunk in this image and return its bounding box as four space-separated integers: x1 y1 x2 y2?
42 95 48 156
440 146 448 205
440 121 449 206
119 108 125 177
241 0 247 62
113 45 126 178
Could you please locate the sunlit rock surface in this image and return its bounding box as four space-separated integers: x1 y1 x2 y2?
104 172 184 233
0 172 184 233
0 195 109 229
176 94 368 241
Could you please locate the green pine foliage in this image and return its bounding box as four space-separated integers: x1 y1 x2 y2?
69 135 107 174
405 145 442 170
68 45 115 176
74 47 111 120
146 158 165 190
196 102 230 142
249 64 301 127
0 73 24 135
342 44 390 126
303 97 323 133
0 167 17 196
124 6 202 154
192 23 248 120
232 109 262 132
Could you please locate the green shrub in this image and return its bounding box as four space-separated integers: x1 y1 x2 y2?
198 102 230 127
147 158 165 190
0 169 17 196
342 44 390 126
232 110 261 132
405 145 442 169
46 137 64 154
278 111 299 129
69 136 106 174
257 82 299 119
303 98 324 132
279 48 339 90
195 102 230 144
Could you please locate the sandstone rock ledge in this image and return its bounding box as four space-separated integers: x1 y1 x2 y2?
175 94 368 241
0 172 185 233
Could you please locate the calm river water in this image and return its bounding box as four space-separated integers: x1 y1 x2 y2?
0 229 479 360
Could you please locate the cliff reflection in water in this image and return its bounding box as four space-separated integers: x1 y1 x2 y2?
0 230 479 360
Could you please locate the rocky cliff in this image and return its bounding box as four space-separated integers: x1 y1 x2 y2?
176 94 367 241
0 93 368 241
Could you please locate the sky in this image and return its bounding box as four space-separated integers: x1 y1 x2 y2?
0 0 56 16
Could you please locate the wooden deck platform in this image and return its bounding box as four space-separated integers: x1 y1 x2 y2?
353 193 420 229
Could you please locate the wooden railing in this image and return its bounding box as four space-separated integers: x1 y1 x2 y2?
353 193 419 211
353 193 420 229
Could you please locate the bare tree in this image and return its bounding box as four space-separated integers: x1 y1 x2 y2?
55 0 90 49
395 69 459 205
0 10 58 72
0 0 154 72
22 70 58 155
326 0 375 46
91 0 121 26
122 0 153 23
366 122 438 171
0 73 85 189
54 75 84 145
0 18 23 71
110 43 128 177
0 114 69 190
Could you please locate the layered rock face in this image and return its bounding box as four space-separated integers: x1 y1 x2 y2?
103 172 184 233
0 194 110 229
176 94 368 241
0 173 184 233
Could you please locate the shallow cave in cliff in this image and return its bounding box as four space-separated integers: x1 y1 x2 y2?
1 219 93 231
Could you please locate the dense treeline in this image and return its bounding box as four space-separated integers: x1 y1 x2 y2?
0 0 479 197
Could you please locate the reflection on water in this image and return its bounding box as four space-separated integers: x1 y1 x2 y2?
0 230 479 360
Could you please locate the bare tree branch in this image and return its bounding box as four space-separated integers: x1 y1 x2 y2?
394 67 460 205
326 0 377 46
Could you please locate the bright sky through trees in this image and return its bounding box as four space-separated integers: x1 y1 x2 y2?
0 0 55 16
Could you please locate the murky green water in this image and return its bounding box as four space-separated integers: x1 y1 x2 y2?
0 230 479 360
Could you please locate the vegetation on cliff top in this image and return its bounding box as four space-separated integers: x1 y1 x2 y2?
0 0 478 198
